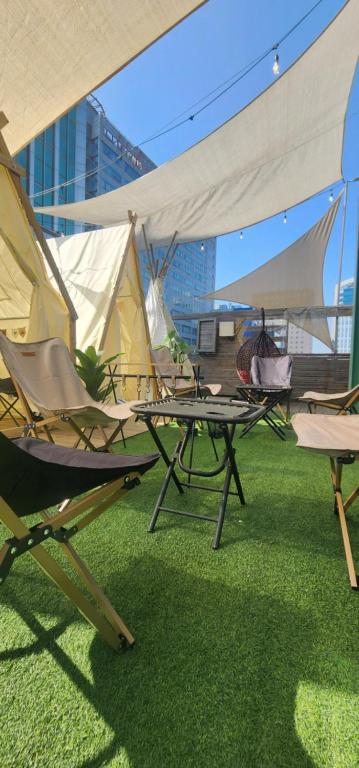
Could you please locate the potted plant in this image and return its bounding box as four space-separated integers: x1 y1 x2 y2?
75 346 121 402
155 330 192 369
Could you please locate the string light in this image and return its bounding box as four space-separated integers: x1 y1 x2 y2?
240 231 243 240
272 50 280 76
329 189 334 202
200 242 205 252
283 211 287 224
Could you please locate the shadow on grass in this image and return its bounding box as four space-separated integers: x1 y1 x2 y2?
1 556 321 768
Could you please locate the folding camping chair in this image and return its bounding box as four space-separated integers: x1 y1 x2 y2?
298 384 359 415
292 413 359 590
236 354 293 440
0 376 25 426
151 347 221 398
0 431 159 648
0 333 141 451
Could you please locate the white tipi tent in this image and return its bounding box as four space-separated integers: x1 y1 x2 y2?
142 228 194 377
0 113 73 354
47 217 154 399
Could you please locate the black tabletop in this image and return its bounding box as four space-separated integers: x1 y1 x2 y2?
131 398 264 424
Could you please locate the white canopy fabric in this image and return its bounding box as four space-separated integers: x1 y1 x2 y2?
145 276 193 376
146 277 176 347
2 0 204 156
204 198 341 350
47 225 153 398
0 164 69 342
37 1 359 244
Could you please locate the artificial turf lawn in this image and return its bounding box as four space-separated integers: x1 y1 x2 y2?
0 423 358 768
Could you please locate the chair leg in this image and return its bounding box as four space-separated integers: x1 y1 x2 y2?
0 499 128 650
53 539 134 646
330 459 358 590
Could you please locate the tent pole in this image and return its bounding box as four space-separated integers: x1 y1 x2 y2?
0 112 78 354
349 188 359 386
334 182 348 352
142 224 156 278
132 227 159 397
160 230 178 278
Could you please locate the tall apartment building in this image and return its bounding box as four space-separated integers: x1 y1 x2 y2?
334 277 354 353
287 323 312 354
15 95 216 346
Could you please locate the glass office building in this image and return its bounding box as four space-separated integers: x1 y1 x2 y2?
334 277 354 353
17 95 216 346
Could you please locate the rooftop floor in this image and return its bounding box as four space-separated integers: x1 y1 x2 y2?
0 421 358 767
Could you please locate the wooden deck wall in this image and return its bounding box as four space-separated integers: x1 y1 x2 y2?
194 335 350 399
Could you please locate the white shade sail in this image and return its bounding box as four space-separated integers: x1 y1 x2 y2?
2 0 204 156
37 1 359 244
204 198 341 350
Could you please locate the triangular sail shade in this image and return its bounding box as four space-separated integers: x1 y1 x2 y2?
2 0 205 155
37 1 358 244
47 224 153 399
204 198 341 350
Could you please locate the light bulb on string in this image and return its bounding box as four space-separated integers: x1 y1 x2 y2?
283 211 287 224
329 189 334 203
200 242 205 252
240 231 243 240
272 51 280 76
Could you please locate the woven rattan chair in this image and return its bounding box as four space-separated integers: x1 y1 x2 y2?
236 309 281 384
0 430 159 648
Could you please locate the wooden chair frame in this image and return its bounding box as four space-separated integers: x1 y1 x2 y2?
0 473 141 649
307 389 359 415
329 456 358 590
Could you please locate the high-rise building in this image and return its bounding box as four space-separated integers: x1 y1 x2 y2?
287 323 312 354
334 277 354 353
16 95 216 346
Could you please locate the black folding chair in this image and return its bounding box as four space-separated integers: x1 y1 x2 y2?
0 377 25 426
237 355 293 440
0 431 158 650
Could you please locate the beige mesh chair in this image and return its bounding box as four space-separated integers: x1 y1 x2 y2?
151 347 221 398
292 412 359 590
298 385 359 415
0 333 141 451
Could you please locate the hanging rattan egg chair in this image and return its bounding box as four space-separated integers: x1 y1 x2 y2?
236 308 281 383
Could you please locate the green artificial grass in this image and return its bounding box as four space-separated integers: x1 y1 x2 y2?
0 423 358 768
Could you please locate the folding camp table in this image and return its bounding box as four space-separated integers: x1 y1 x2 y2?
236 385 292 440
131 398 264 548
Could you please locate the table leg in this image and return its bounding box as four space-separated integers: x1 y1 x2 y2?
213 462 232 549
146 418 184 494
148 441 182 532
222 424 245 505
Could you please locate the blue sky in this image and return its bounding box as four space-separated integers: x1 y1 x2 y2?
95 0 359 303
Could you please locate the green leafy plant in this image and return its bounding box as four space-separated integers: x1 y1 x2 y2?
155 330 192 365
75 346 121 402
